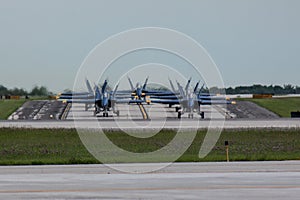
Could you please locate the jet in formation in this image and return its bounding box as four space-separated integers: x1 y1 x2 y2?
57 77 235 119
151 78 235 119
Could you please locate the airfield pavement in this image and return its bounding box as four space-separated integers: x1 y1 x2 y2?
8 100 66 120
0 161 299 199
5 98 282 125
66 102 230 120
1 103 300 129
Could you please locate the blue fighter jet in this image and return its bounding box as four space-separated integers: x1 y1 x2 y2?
151 79 235 119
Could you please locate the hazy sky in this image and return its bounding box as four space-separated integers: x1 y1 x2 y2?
0 0 299 92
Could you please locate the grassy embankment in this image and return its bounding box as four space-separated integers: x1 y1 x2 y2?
0 96 51 120
246 97 300 117
0 128 299 165
0 100 27 119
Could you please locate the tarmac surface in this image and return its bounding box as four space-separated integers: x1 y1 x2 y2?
68 102 231 120
8 100 66 120
227 100 280 119
6 99 279 121
2 101 298 130
0 161 299 199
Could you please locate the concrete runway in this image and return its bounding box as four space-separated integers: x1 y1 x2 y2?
1 118 300 129
2 102 300 129
0 161 299 199
8 100 66 120
67 103 230 120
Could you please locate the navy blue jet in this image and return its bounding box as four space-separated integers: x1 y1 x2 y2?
58 78 94 98
63 80 117 117
151 79 235 119
58 78 95 111
63 80 145 117
115 76 176 104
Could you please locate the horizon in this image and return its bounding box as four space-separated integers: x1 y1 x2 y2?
1 82 299 94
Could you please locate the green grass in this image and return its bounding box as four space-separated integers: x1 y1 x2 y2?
0 100 27 119
246 97 300 117
0 128 97 165
29 96 52 100
0 128 300 165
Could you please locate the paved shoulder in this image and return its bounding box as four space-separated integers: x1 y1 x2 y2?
227 100 280 119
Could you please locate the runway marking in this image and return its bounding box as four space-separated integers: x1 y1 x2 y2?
138 103 149 120
60 103 71 120
1 185 300 194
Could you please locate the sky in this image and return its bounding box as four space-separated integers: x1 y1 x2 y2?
0 0 299 93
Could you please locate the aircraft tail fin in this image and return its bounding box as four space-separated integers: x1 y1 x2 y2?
194 81 200 94
127 76 134 91
85 78 93 94
112 83 119 97
169 78 176 93
177 81 185 97
95 85 101 101
142 76 149 90
185 77 192 92
101 80 108 94
198 83 205 95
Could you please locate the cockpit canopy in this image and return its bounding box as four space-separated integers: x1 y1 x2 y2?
136 82 142 89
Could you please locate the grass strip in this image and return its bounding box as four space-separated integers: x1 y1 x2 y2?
0 128 299 165
0 100 27 119
246 97 300 117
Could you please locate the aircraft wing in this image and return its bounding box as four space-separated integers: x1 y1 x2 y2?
59 94 94 100
64 99 95 104
143 90 178 96
59 92 90 96
150 99 180 104
113 95 134 99
115 99 145 104
198 95 229 100
150 95 180 100
114 90 178 97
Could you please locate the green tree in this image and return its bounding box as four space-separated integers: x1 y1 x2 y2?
30 86 49 96
9 87 28 96
0 85 8 95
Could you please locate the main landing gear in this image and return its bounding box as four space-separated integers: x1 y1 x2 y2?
177 111 204 119
178 111 182 119
200 112 204 119
188 113 194 119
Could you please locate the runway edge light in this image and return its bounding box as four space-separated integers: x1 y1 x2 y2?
225 141 229 162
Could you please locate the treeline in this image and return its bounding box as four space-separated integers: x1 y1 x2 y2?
1 84 300 96
0 85 52 96
209 84 300 95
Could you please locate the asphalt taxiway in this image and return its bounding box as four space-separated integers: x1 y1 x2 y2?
0 161 299 199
